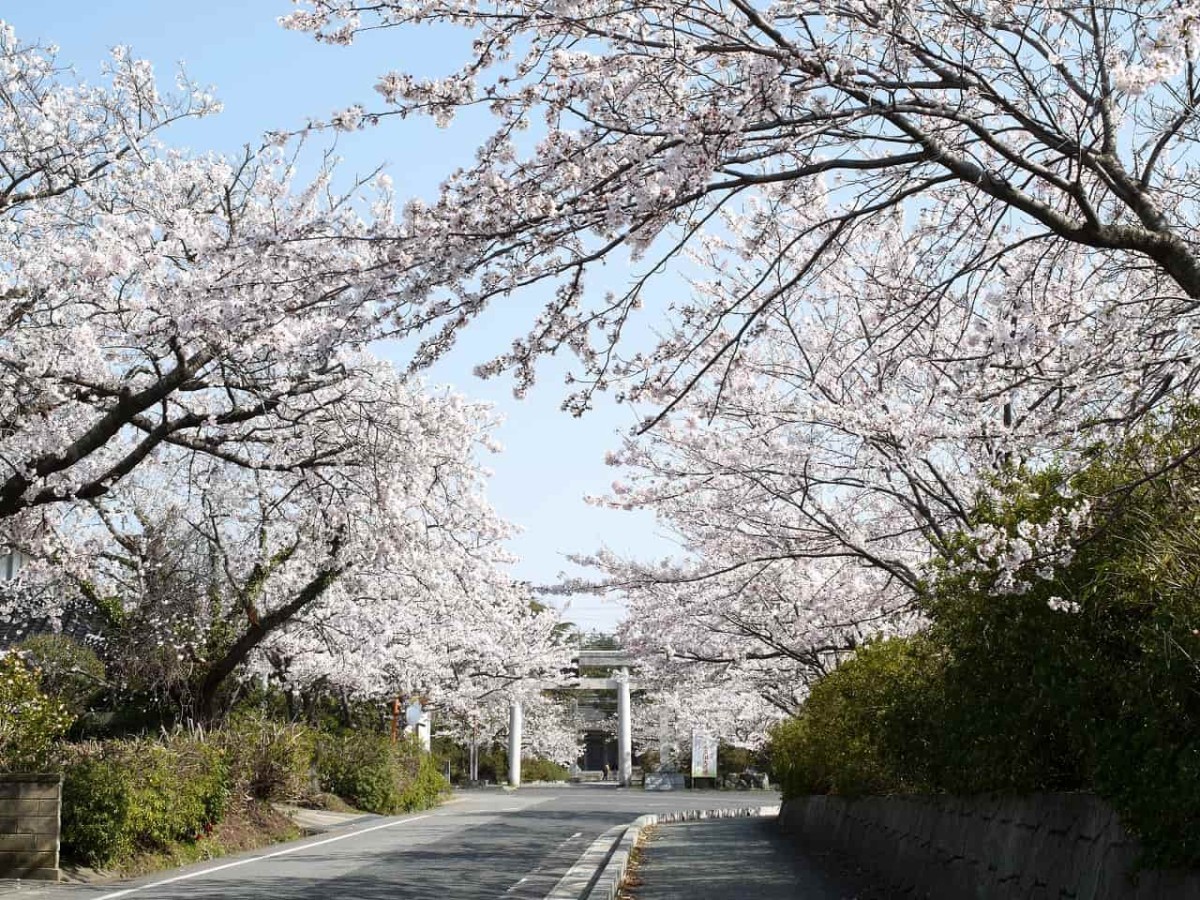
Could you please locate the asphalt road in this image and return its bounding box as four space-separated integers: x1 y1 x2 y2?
1 786 781 900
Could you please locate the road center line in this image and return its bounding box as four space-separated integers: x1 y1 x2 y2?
92 814 433 900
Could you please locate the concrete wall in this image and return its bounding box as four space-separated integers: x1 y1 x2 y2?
0 774 61 881
779 793 1200 899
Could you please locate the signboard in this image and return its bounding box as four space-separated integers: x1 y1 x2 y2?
691 730 719 778
405 701 423 727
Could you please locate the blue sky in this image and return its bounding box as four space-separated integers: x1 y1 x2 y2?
8 3 680 632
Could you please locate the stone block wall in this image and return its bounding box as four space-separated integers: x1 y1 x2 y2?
0 774 61 881
644 773 686 791
779 793 1200 899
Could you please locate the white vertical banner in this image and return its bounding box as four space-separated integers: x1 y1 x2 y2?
659 707 674 769
691 730 719 778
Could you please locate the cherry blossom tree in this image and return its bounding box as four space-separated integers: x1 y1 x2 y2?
417 596 580 765
283 0 1200 419
43 360 536 720
438 690 582 768
282 0 1200 730
0 24 423 553
631 683 780 756
579 216 1111 729
259 577 574 724
0 22 589 760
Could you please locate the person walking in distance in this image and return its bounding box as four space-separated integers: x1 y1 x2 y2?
602 763 610 782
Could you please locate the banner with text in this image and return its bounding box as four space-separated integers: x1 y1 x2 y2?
691 730 719 778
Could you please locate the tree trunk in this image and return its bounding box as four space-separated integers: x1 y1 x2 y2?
193 562 344 722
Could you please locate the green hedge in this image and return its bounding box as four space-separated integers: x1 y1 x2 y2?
56 716 454 866
521 757 569 782
59 722 446 865
61 736 229 867
61 756 132 866
316 732 446 814
770 637 938 799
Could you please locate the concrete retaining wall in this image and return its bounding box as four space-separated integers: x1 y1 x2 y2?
0 774 61 881
779 793 1200 899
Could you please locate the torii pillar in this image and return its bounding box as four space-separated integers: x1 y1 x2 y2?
616 668 632 787
508 699 523 788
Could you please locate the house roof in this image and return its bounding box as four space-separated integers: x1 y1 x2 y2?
0 607 105 649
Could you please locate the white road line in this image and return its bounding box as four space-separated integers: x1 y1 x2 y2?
542 832 583 854
495 794 559 814
503 831 585 895
92 814 433 900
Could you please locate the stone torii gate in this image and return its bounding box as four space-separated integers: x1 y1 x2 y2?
508 649 637 788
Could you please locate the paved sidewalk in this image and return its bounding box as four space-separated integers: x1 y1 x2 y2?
625 816 872 900
272 805 371 833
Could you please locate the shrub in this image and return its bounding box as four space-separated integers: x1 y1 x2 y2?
316 731 398 813
717 744 763 775
316 732 445 814
475 744 508 783
60 735 229 867
521 756 569 782
216 712 315 803
920 425 1200 865
400 749 450 810
0 651 73 772
125 735 228 847
769 636 939 799
61 755 133 866
16 635 106 712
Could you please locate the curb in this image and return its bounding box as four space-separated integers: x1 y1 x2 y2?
582 818 641 900
545 824 628 899
549 805 780 900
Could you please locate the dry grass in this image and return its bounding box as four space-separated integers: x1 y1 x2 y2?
300 791 359 814
617 825 658 899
